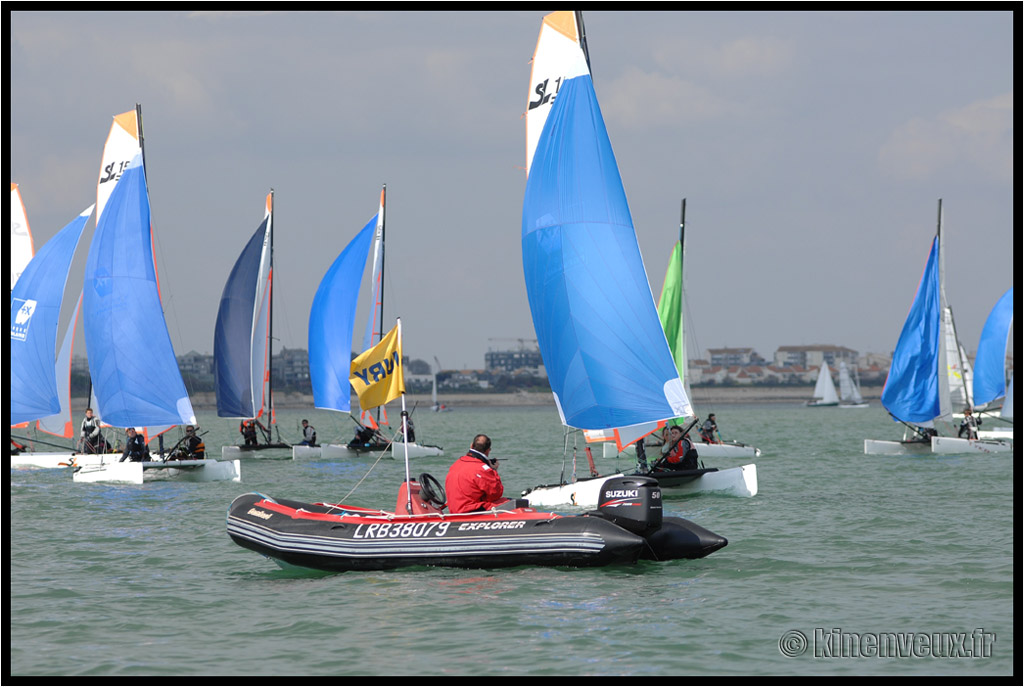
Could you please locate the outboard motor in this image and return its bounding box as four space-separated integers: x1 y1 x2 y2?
595 476 662 536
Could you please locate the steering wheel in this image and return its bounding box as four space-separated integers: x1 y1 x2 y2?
417 473 446 509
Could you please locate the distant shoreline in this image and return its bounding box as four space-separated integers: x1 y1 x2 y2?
71 385 882 410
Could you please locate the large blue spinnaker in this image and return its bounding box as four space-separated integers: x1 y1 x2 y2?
83 155 195 428
308 214 377 413
522 74 690 430
972 286 1013 408
10 206 93 425
880 237 942 425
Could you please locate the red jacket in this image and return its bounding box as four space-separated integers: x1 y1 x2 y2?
445 453 505 513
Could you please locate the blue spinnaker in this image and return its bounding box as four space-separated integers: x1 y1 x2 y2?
522 74 689 430
214 215 271 418
972 287 1013 407
880 237 941 424
10 206 92 425
83 155 195 428
308 214 377 413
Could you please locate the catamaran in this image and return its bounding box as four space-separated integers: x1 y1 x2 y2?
517 12 753 509
864 200 1003 455
69 106 240 484
214 191 291 458
299 186 442 461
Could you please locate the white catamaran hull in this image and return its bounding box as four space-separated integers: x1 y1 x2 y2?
10 451 79 469
72 459 241 484
930 436 1013 454
292 442 444 460
221 444 292 459
863 439 933 455
392 442 444 459
292 444 352 460
524 464 757 509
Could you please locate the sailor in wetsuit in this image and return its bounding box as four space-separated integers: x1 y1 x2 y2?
170 425 205 460
120 427 151 462
80 407 108 453
444 434 508 513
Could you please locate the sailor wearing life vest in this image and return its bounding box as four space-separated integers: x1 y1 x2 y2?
444 434 508 513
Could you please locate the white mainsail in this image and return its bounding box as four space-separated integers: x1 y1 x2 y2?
11 183 34 290
525 11 591 174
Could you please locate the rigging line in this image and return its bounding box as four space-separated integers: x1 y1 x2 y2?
331 443 392 506
149 216 197 396
267 263 295 356
680 221 711 420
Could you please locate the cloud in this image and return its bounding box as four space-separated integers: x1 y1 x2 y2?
653 35 796 80
878 92 1013 183
600 34 795 128
600 67 736 128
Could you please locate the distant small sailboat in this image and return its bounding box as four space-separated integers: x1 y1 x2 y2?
837 361 869 408
806 363 839 407
214 191 290 458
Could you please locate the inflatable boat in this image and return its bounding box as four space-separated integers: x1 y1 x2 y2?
226 474 727 572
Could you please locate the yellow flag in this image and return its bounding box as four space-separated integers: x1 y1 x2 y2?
350 323 404 411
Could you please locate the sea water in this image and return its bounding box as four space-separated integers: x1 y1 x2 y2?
9 403 1014 676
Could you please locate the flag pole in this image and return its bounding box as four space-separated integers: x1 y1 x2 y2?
397 318 413 514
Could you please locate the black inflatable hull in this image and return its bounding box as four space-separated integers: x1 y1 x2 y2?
226 493 725 572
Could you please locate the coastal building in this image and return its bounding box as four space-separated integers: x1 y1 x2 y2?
773 345 858 369
707 347 768 367
485 339 545 376
272 347 310 388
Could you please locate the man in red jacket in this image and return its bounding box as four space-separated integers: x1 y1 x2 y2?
444 434 508 513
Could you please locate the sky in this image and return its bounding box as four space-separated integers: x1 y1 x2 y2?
9 10 1015 372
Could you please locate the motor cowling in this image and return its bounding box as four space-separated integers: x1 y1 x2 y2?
596 476 663 535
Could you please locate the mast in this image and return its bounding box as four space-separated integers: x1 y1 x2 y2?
136 103 146 176
376 184 387 428
679 198 689 401
268 188 275 427
934 198 953 426
575 11 592 72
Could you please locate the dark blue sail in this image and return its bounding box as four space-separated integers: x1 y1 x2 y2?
214 199 272 419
